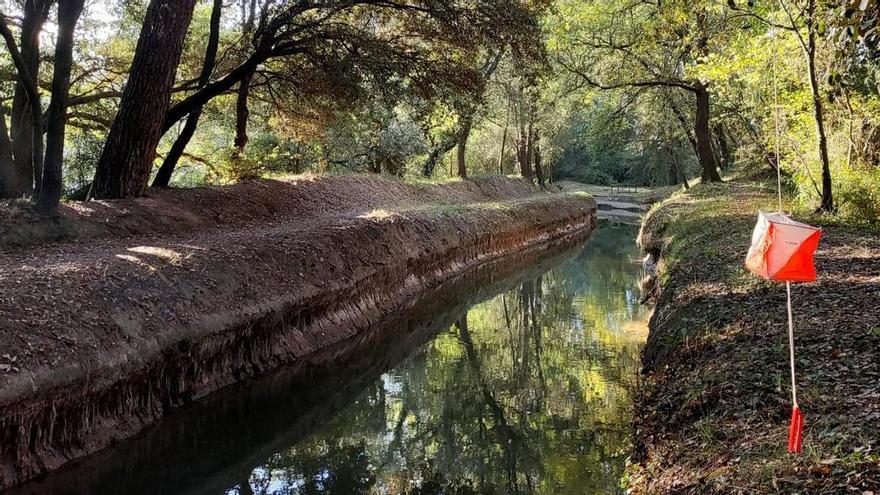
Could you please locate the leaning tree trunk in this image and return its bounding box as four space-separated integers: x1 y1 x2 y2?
669 100 700 160
162 53 265 134
92 0 198 199
153 0 222 188
232 71 254 162
153 106 200 188
9 0 50 196
422 134 457 177
37 0 86 214
693 82 722 182
456 115 472 179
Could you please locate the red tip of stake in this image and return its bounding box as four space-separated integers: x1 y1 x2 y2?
787 406 804 453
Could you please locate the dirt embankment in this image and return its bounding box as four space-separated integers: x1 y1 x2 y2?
6 223 582 495
0 175 596 490
629 180 880 494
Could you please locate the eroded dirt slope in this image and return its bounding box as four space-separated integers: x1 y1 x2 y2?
0 175 596 489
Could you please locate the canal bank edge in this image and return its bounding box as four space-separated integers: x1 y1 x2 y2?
628 180 880 494
0 176 596 489
6 216 593 495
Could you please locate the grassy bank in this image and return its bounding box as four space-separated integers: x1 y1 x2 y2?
629 178 880 494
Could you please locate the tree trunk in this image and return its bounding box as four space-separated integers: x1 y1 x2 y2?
0 109 15 197
37 0 86 215
232 71 254 161
9 0 51 196
163 53 266 133
231 0 258 168
533 129 544 187
804 8 833 211
711 134 723 172
497 122 508 175
861 123 880 168
239 478 254 495
714 123 732 170
422 135 457 177
456 115 472 178
516 126 532 182
154 110 200 188
693 83 722 182
153 0 223 188
668 143 689 190
669 102 700 159
92 0 198 199
368 156 381 174
525 122 535 176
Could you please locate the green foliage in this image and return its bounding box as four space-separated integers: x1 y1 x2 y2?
0 0 876 224
833 164 880 227
63 132 104 196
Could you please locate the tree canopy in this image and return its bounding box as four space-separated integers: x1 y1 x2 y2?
0 0 876 223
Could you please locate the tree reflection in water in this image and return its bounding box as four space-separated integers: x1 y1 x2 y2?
233 223 647 495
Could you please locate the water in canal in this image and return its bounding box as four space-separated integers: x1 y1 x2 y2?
13 222 649 495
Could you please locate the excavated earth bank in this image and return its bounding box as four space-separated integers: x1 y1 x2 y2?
0 174 596 489
7 220 583 495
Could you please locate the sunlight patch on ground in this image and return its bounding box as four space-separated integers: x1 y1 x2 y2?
127 246 182 263
359 208 396 221
65 203 96 215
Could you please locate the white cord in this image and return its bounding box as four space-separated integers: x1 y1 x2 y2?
786 281 798 407
774 26 797 409
772 39 783 214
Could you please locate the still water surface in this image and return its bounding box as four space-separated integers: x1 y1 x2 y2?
14 222 647 495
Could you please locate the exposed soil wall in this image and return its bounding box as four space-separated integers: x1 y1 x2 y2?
0 175 596 489
629 181 880 494
7 220 583 495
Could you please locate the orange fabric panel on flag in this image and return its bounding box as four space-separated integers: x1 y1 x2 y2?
745 212 821 283
771 229 821 282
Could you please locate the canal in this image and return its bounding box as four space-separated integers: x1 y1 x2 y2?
11 222 648 495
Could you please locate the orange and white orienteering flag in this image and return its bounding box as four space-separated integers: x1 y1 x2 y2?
745 210 821 454
745 211 822 282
